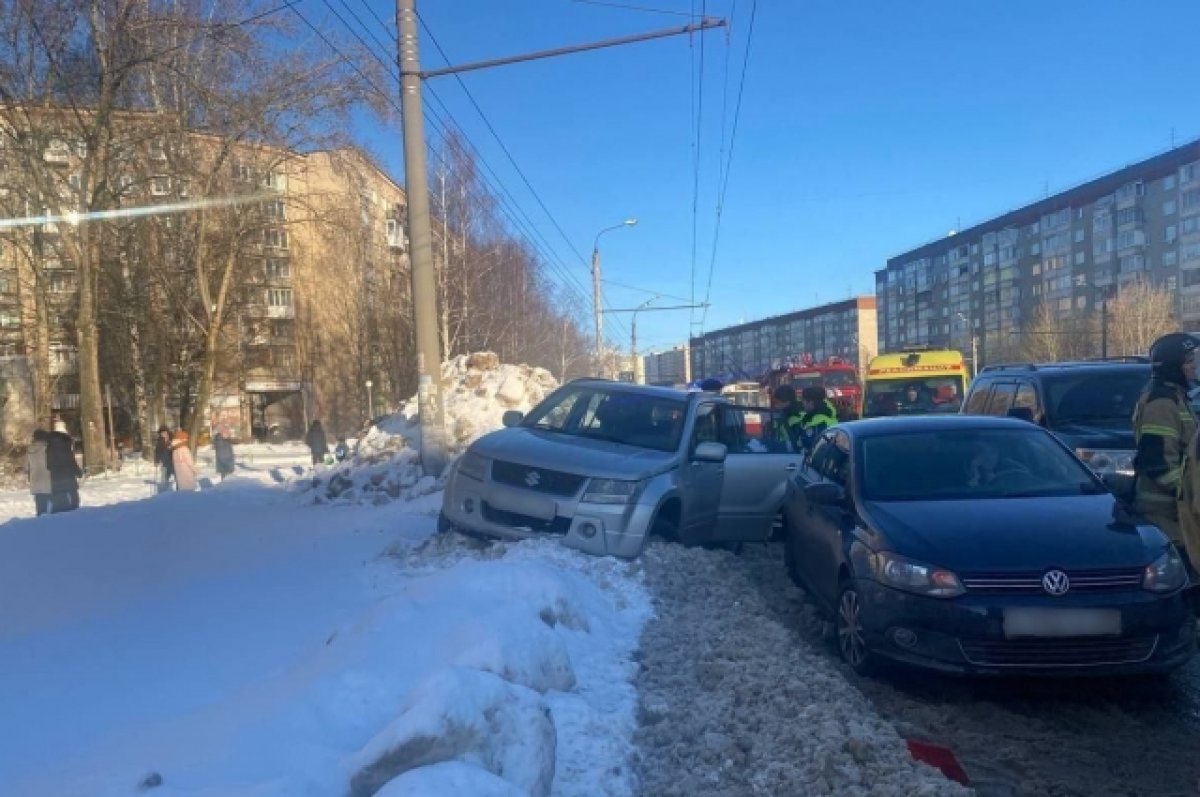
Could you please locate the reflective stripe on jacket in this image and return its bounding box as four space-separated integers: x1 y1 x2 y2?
1133 381 1197 517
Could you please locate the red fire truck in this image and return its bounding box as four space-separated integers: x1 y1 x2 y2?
764 356 862 420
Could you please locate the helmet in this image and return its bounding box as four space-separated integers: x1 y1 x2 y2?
772 385 797 404
1149 332 1199 386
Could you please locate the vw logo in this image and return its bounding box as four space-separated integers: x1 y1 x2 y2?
1042 569 1070 596
524 470 542 488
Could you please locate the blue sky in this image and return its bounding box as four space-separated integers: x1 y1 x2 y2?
307 0 1200 355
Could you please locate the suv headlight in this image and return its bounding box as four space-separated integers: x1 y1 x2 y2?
869 551 965 598
1143 548 1188 593
582 478 643 505
456 450 490 481
1076 448 1134 476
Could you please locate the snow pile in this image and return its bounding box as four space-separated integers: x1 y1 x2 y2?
315 352 558 504
1 484 651 797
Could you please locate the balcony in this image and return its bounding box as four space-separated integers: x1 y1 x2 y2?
266 305 294 319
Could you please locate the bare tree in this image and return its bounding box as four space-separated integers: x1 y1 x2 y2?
1016 302 1100 363
1107 281 1177 357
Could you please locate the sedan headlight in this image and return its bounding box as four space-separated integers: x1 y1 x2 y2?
1143 548 1188 593
869 551 965 598
582 478 643 505
1076 448 1135 476
456 450 490 481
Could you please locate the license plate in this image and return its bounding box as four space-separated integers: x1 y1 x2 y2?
1003 608 1122 638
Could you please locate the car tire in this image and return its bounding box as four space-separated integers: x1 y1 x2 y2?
835 582 876 676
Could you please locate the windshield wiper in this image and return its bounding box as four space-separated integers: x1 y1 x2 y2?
578 430 631 445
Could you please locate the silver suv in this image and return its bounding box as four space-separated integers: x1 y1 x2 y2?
440 379 804 558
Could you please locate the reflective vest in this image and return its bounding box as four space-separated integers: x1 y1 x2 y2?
1133 380 1197 526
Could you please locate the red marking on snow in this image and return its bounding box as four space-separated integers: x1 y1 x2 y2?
905 739 970 786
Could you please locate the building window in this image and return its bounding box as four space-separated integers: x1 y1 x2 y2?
1116 181 1145 201
1074 273 1087 286
266 258 290 279
1116 207 1142 225
234 162 253 182
148 140 166 161
1182 269 1200 289
1030 242 1041 255
1165 174 1177 191
1168 276 1178 291
48 273 72 293
1074 228 1085 243
68 173 81 192
1182 242 1200 263
1183 188 1200 211
1074 251 1085 265
263 228 288 250
264 199 286 220
0 274 11 293
0 308 18 328
263 170 287 191
1183 162 1200 185
1117 229 1145 250
150 176 170 196
1165 200 1178 215
1167 225 1178 243
1165 251 1178 267
267 287 293 308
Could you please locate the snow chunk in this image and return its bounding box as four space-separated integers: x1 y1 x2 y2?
375 761 525 797
347 668 556 797
309 353 558 505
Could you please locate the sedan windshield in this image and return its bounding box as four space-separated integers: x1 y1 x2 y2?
523 386 687 453
860 428 1103 501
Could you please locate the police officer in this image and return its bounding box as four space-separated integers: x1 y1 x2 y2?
771 385 805 450
799 386 839 450
1133 333 1199 546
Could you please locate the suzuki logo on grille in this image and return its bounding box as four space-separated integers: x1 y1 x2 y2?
1042 569 1070 596
524 470 542 488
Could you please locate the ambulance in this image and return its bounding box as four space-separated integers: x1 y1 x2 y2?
862 349 969 418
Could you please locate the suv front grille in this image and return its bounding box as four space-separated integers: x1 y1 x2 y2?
481 502 571 535
959 636 1157 668
491 460 587 497
961 567 1144 595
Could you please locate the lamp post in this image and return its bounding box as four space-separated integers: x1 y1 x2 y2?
630 296 658 384
956 312 979 377
365 379 374 420
591 218 637 376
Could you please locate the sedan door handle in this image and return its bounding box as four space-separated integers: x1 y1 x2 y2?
785 463 799 471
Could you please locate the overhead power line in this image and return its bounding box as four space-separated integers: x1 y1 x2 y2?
572 0 701 18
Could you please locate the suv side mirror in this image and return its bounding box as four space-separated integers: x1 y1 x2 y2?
502 410 524 428
804 481 846 505
693 441 727 463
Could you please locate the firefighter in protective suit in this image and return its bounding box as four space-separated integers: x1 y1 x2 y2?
1133 333 1199 551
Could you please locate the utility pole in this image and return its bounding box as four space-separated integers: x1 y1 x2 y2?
592 246 604 376
1101 296 1109 359
606 302 708 383
397 0 447 475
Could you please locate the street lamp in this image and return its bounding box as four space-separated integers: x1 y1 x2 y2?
591 218 638 376
630 296 658 384
956 312 979 377
365 379 374 420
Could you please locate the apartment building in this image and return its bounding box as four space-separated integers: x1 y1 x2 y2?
0 108 409 444
689 297 878 382
641 345 691 387
877 138 1200 359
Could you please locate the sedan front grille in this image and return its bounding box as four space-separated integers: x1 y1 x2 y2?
490 460 587 497
960 567 1145 595
959 636 1158 668
481 502 571 535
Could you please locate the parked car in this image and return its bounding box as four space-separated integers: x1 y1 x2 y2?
783 415 1195 676
440 379 803 558
960 359 1150 476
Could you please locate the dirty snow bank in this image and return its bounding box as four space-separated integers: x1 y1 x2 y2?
633 541 970 797
311 352 558 504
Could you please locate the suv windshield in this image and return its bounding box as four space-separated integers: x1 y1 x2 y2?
860 428 1101 501
523 386 687 453
863 376 965 417
1044 369 1149 427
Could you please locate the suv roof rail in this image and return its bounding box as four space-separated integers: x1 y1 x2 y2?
978 363 1038 373
1085 355 1150 364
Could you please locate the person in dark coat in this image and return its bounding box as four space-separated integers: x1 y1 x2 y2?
154 425 175 493
305 420 329 467
27 429 53 516
47 422 82 512
213 428 236 481
334 437 350 462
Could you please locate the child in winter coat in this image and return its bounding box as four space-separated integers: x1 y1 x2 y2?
213 429 236 480
171 430 199 491
27 429 53 516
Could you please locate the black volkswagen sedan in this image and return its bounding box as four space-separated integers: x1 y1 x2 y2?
783 415 1196 676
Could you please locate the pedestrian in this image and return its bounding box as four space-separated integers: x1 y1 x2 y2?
27 428 52 516
212 428 236 481
798 385 839 451
171 430 199 491
1133 333 1198 551
771 385 806 450
334 436 350 463
305 420 329 467
47 420 82 512
154 425 175 493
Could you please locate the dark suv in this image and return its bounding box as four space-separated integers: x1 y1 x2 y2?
960 359 1150 477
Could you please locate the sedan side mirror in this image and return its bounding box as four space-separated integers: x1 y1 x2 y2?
502 410 524 428
693 441 727 463
804 481 847 505
1100 471 1136 502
